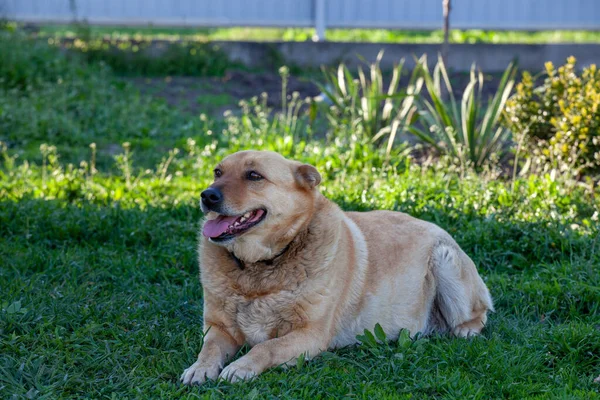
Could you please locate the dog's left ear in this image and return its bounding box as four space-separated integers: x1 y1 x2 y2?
295 164 321 190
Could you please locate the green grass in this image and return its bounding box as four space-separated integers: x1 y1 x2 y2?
0 32 220 167
35 24 600 44
196 93 236 114
1 31 600 399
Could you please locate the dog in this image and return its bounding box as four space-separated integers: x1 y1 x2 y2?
181 150 493 384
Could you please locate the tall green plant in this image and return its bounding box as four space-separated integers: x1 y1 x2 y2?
410 55 516 170
316 51 423 154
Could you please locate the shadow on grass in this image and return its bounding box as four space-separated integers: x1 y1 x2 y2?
1 197 599 398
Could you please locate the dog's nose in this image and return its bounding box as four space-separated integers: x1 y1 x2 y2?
201 187 223 208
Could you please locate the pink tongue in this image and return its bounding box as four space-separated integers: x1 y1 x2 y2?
203 215 238 238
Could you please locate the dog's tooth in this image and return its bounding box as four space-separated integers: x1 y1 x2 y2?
234 221 240 227
239 217 247 223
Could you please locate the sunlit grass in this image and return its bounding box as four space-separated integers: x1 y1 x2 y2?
36 24 600 44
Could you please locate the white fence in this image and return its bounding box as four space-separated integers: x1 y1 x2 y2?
4 0 600 36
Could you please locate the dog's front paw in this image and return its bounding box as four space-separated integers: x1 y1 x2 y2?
219 359 258 383
180 360 221 385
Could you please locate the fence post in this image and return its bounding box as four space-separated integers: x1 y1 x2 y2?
69 0 78 20
442 0 451 63
314 0 326 41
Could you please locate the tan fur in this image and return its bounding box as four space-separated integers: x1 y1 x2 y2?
181 151 494 385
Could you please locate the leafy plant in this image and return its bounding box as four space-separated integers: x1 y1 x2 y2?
316 51 423 154
503 56 600 176
410 55 516 170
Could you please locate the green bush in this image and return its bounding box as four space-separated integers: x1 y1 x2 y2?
504 57 600 174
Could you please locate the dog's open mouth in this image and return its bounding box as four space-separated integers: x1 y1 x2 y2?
202 209 266 241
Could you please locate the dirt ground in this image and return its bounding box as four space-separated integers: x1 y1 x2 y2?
127 70 321 116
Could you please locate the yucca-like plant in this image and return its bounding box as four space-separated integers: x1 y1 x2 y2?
316 51 423 155
410 55 517 170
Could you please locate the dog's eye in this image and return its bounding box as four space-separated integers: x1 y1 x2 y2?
214 169 222 178
246 171 263 181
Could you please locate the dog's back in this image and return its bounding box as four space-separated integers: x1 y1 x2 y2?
337 210 493 342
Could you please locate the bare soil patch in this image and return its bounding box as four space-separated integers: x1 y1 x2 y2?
127 70 320 116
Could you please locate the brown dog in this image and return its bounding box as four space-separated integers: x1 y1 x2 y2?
181 150 493 384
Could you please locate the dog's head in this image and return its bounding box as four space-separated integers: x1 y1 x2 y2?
200 151 321 262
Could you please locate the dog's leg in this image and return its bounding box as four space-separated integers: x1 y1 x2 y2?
219 327 328 383
181 322 241 385
431 243 493 337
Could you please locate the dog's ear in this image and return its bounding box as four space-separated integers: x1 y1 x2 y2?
295 164 321 190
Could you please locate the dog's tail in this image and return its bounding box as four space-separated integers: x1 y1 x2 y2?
428 242 493 337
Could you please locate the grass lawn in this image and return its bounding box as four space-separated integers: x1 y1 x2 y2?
34 24 600 44
1 31 600 399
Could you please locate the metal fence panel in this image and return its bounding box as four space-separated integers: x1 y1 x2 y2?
4 0 600 30
326 0 442 30
450 0 600 30
3 0 313 27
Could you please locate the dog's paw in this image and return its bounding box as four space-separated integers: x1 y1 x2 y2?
452 318 484 338
453 326 477 338
219 359 258 383
180 361 221 385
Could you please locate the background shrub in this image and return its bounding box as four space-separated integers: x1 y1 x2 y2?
504 57 600 175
